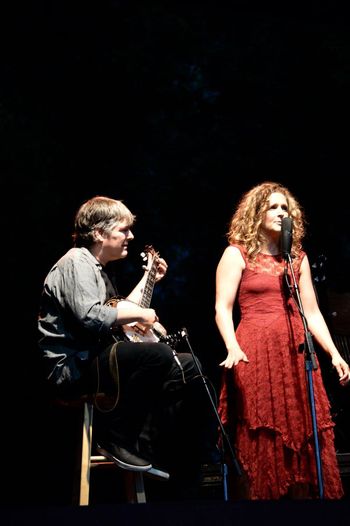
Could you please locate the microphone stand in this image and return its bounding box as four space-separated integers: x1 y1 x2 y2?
176 327 242 501
284 253 324 499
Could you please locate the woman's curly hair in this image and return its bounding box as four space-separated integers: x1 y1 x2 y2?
227 181 305 261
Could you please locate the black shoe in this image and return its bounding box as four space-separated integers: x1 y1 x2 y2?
96 443 152 472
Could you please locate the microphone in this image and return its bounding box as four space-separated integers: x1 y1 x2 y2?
281 217 293 260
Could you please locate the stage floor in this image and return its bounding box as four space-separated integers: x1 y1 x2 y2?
2 499 350 526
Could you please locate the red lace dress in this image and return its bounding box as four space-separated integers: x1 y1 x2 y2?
218 245 343 499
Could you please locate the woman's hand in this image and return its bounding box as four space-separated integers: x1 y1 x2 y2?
220 347 249 368
332 352 350 386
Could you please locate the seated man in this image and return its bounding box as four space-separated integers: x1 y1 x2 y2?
38 195 218 495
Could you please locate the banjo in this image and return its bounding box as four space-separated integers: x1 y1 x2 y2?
106 245 168 343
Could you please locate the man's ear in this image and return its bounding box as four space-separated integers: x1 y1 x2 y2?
93 229 105 242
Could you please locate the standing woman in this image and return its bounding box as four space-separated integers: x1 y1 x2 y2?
215 181 350 499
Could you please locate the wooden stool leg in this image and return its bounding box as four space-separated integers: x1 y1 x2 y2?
73 402 93 505
134 472 147 503
123 471 146 503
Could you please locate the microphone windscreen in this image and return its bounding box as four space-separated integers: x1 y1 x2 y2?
281 217 293 260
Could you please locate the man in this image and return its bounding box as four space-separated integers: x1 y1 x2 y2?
38 195 217 489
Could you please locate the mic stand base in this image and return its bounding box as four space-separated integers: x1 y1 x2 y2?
177 328 242 501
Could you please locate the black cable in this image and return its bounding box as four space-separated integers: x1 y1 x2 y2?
179 327 242 479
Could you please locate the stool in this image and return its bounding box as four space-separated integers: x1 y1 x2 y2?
54 395 169 505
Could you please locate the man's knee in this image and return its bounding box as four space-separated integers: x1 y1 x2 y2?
146 342 175 370
178 352 201 378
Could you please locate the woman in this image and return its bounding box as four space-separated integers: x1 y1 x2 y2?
215 181 350 499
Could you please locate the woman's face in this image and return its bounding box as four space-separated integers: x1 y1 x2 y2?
261 192 289 235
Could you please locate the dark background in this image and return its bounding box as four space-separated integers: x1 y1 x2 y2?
2 1 350 504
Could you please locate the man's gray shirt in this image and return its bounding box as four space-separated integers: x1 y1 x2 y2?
38 247 117 386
